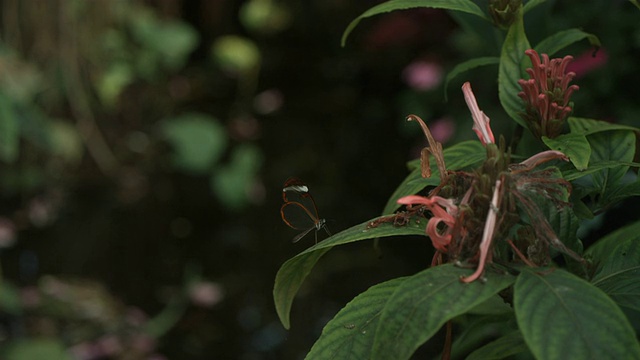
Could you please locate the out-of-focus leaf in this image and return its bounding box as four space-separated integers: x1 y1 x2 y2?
48 120 83 165
444 57 499 101
160 113 228 174
152 21 199 70
0 339 72 360
498 5 529 127
0 92 19 163
97 62 134 107
523 0 547 13
0 282 22 315
212 35 261 75
0 51 43 103
210 143 263 209
144 295 189 338
240 0 291 34
128 5 199 71
534 29 601 57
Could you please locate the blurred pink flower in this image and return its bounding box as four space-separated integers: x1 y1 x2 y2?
189 281 224 307
402 60 443 91
0 217 16 248
566 48 608 78
429 117 456 143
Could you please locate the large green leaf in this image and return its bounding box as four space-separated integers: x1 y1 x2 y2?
341 0 488 47
444 57 499 101
606 179 640 205
514 268 640 360
498 5 530 127
534 29 601 57
274 218 426 329
562 160 640 181
383 140 485 214
306 277 407 359
568 117 640 135
589 130 636 203
586 220 640 312
371 264 515 360
466 331 530 360
542 133 591 170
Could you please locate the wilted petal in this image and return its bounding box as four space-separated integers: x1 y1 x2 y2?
511 150 569 173
460 179 502 283
462 82 495 145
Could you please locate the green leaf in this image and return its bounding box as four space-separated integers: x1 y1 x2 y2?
383 140 486 214
0 92 20 163
160 113 228 174
523 0 547 13
444 57 499 101
498 5 529 127
515 268 640 360
466 331 530 360
542 133 591 170
306 277 407 359
589 130 636 200
274 218 426 329
341 0 488 47
568 117 640 135
534 29 601 57
586 220 640 312
562 160 640 181
448 315 515 359
607 180 640 205
371 264 515 360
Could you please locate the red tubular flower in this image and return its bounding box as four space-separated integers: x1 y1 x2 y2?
397 195 458 252
517 49 579 139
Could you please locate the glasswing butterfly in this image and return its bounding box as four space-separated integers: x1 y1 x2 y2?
280 177 331 243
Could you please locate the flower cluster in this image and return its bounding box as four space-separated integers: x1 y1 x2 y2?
396 79 582 282
518 49 579 139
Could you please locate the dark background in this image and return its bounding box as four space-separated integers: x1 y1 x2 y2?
0 0 638 359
